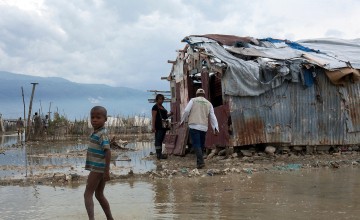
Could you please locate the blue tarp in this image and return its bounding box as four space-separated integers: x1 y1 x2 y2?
261 38 321 53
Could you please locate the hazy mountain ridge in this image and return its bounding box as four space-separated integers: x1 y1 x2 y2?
0 71 153 119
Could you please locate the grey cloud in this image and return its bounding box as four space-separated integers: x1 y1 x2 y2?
0 0 359 91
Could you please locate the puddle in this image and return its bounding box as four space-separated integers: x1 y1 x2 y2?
2 134 360 219
0 134 21 147
1 168 360 219
0 134 156 179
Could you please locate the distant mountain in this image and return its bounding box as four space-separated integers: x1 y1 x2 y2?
0 71 156 120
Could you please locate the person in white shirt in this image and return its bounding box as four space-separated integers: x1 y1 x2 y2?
180 88 219 169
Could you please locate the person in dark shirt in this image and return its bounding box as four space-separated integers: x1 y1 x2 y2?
151 94 173 159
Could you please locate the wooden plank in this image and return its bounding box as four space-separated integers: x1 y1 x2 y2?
164 134 177 154
165 128 189 156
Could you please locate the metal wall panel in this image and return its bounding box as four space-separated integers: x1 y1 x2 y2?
340 82 360 132
204 104 230 148
229 81 291 146
228 70 360 146
291 72 345 145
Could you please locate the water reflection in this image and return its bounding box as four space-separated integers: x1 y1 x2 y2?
114 142 156 174
0 137 156 178
0 134 20 147
1 168 360 219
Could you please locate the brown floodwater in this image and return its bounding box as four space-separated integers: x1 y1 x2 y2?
1 135 360 219
0 134 156 179
1 168 360 219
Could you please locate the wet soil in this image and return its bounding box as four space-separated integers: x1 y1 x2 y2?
2 168 360 220
1 134 360 188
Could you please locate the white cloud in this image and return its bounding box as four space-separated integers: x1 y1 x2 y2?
88 97 102 104
0 0 359 91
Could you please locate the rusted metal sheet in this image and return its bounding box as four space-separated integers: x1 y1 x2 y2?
226 46 268 57
229 97 267 146
201 70 210 100
229 81 293 146
340 81 360 132
313 72 345 145
290 72 345 145
228 70 360 147
191 34 256 46
214 76 222 97
164 123 190 155
164 134 177 154
205 104 230 149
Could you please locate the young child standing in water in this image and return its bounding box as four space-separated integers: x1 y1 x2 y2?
84 106 114 220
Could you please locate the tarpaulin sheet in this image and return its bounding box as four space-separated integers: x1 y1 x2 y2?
200 42 289 96
184 36 360 97
298 38 360 69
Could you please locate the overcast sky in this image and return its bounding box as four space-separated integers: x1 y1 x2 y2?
0 0 359 91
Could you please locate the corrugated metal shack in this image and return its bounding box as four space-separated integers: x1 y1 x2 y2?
164 34 360 155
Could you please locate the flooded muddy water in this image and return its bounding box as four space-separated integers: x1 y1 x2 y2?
1 168 360 219
1 135 360 219
0 134 156 179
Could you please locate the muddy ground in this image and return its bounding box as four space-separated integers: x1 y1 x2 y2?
1 135 360 187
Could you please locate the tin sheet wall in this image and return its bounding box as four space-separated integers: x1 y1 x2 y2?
204 104 230 149
229 71 360 146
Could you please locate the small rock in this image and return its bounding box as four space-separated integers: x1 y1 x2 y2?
207 169 221 175
53 173 66 178
207 153 216 159
306 146 314 155
257 152 265 157
330 162 340 168
352 146 359 151
151 171 161 177
190 169 200 176
279 146 290 153
228 147 234 155
218 149 227 156
231 153 238 158
265 146 276 155
70 173 80 181
223 168 230 173
242 168 253 174
240 150 252 157
231 168 241 173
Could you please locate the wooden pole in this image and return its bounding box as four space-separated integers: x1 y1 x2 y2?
21 87 26 126
22 86 28 177
48 102 52 120
26 83 38 142
39 100 43 116
21 87 26 141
